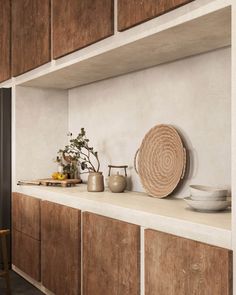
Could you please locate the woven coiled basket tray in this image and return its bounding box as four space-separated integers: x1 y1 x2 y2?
135 124 186 198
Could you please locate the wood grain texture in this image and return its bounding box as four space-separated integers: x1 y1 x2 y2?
41 201 81 295
83 212 140 295
0 0 11 82
12 230 41 282
145 229 232 295
52 0 114 59
118 0 194 31
12 193 41 240
12 0 51 76
12 193 21 233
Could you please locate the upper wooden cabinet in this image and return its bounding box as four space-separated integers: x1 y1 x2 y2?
118 0 193 31
11 0 51 76
12 193 41 240
145 229 232 295
83 212 140 295
52 0 114 59
41 201 81 295
0 0 11 82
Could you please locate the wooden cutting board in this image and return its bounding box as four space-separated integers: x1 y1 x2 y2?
40 178 82 187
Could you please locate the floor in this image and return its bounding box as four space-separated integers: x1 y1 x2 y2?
0 271 43 294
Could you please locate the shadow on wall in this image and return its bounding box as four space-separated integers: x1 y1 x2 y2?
169 125 197 197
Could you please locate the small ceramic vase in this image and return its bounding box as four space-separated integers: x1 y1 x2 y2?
87 172 104 192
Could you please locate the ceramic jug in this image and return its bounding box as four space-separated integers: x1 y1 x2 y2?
108 165 128 193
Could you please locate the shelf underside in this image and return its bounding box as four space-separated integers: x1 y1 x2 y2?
21 6 231 90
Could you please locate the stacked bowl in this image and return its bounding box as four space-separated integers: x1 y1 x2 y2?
184 185 231 212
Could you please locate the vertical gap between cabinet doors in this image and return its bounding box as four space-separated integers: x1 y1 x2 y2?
141 227 145 295
114 0 118 33
81 211 83 295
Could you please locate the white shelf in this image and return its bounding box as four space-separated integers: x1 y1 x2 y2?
0 0 231 90
16 185 231 249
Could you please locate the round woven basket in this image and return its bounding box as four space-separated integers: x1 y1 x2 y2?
135 124 186 198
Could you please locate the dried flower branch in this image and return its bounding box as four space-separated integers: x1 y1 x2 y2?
57 128 100 174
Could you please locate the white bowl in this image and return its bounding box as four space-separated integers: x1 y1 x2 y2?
184 197 231 212
190 195 227 201
190 185 227 198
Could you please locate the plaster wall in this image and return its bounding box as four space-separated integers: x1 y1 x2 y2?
14 86 68 183
68 47 231 196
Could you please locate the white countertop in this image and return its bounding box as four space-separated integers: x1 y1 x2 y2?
15 184 232 249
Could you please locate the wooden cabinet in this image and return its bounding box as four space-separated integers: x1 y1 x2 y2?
12 230 41 281
0 0 11 82
12 193 21 232
12 0 51 76
83 212 140 295
145 229 232 295
12 193 232 295
12 193 41 281
52 0 114 59
118 0 193 31
41 201 81 295
12 193 40 240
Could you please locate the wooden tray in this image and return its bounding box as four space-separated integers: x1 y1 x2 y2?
40 178 82 187
18 178 82 187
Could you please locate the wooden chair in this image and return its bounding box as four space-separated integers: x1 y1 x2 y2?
0 230 11 295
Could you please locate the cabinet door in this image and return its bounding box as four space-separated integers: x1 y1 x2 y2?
12 0 51 76
12 193 21 233
83 212 140 295
118 0 193 31
145 229 232 295
12 193 41 240
0 0 11 82
12 230 41 282
41 201 81 295
52 0 114 59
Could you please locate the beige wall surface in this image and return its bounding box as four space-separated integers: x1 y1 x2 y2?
14 86 68 182
69 47 231 196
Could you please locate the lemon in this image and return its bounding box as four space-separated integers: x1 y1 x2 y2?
52 172 59 180
57 173 67 180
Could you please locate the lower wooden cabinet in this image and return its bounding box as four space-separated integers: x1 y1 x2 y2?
83 212 140 295
145 229 232 295
12 193 41 240
41 201 81 295
12 193 41 282
11 193 233 295
12 230 40 282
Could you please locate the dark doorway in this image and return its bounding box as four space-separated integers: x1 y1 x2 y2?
0 88 11 267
